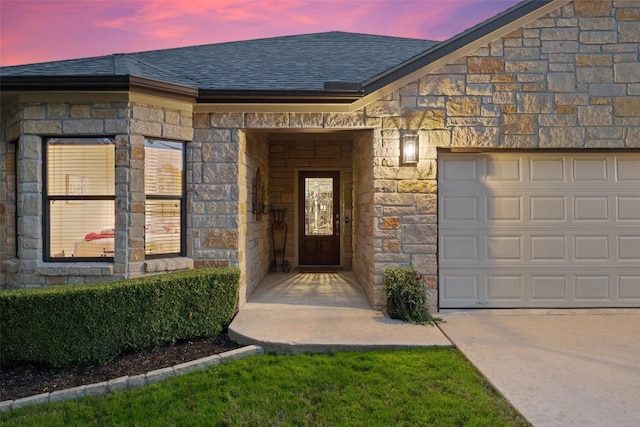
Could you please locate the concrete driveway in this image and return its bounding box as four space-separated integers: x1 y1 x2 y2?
438 310 640 427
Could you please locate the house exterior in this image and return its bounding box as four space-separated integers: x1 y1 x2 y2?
1 0 639 310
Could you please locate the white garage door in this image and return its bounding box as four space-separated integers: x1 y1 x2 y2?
439 152 640 308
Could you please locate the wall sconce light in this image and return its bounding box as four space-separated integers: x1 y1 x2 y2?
401 131 419 165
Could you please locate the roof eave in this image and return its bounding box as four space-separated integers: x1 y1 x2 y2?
0 75 199 102
0 76 363 104
197 89 363 104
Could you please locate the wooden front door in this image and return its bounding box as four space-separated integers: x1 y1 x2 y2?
298 171 340 266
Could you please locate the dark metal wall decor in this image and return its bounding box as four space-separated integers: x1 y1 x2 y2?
252 168 268 218
269 208 291 273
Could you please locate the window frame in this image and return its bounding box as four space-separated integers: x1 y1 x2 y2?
144 138 186 259
42 136 116 262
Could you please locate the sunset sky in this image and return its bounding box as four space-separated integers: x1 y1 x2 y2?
0 0 521 67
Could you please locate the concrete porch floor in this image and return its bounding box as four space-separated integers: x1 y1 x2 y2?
228 271 451 352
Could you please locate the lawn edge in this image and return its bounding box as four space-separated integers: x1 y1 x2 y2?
0 345 264 412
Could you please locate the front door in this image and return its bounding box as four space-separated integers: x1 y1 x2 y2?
298 171 340 266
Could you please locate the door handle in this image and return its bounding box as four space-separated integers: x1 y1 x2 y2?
335 219 340 236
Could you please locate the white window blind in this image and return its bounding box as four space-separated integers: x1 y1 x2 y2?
145 140 184 256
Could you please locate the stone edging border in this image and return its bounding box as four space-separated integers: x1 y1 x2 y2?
0 345 264 412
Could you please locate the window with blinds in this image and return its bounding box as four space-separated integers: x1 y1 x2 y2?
145 139 184 257
46 137 115 260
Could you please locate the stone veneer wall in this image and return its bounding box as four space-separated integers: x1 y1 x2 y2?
240 131 270 305
359 0 640 309
352 131 376 306
1 99 194 288
190 113 243 270
403 0 640 151
268 133 354 270
0 103 20 288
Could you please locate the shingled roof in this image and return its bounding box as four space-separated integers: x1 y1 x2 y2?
0 32 436 93
0 1 557 104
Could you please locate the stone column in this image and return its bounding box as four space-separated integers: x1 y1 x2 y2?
115 134 145 278
16 134 45 285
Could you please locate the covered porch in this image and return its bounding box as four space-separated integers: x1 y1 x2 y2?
229 271 450 352
238 129 382 309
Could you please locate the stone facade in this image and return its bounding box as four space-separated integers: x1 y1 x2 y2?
1 0 637 312
1 99 194 287
354 0 640 307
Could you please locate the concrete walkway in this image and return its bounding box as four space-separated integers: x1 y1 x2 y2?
229 271 450 352
439 310 640 427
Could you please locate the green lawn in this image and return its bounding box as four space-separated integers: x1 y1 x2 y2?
1 348 530 426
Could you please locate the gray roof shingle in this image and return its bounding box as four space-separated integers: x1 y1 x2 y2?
1 32 437 91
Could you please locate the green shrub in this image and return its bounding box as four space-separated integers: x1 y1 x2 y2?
0 267 240 367
384 267 438 325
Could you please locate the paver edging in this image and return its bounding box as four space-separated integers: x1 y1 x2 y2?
0 345 264 412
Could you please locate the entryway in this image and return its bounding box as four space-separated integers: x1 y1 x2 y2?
241 130 377 310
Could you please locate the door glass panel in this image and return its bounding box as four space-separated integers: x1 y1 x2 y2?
305 177 334 236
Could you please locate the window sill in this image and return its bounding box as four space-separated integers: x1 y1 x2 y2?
144 257 193 273
35 262 114 276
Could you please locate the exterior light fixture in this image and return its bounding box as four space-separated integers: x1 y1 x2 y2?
401 131 419 165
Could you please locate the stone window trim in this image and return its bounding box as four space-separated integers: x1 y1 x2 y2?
30 258 194 276
34 262 114 277
144 257 194 273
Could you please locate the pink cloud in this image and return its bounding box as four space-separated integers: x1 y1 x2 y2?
1 0 520 67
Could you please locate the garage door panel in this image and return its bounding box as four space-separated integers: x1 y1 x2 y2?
575 276 610 301
530 196 566 221
618 236 640 260
531 276 567 300
619 276 640 300
574 236 610 260
442 275 479 300
442 158 478 182
616 159 640 181
487 196 522 221
531 236 566 260
529 158 565 182
442 196 478 221
440 152 640 308
487 275 523 300
487 236 522 260
486 158 521 182
574 196 609 221
442 236 478 261
572 158 608 182
618 197 640 221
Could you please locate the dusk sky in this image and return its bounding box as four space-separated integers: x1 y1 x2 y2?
1 0 521 67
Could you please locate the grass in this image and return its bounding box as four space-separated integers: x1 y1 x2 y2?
1 348 530 426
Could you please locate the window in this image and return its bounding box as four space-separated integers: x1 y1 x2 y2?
145 139 184 257
45 137 115 260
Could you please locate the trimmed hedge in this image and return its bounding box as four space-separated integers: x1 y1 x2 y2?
0 268 240 367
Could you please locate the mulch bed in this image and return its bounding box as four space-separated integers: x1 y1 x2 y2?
0 332 242 401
